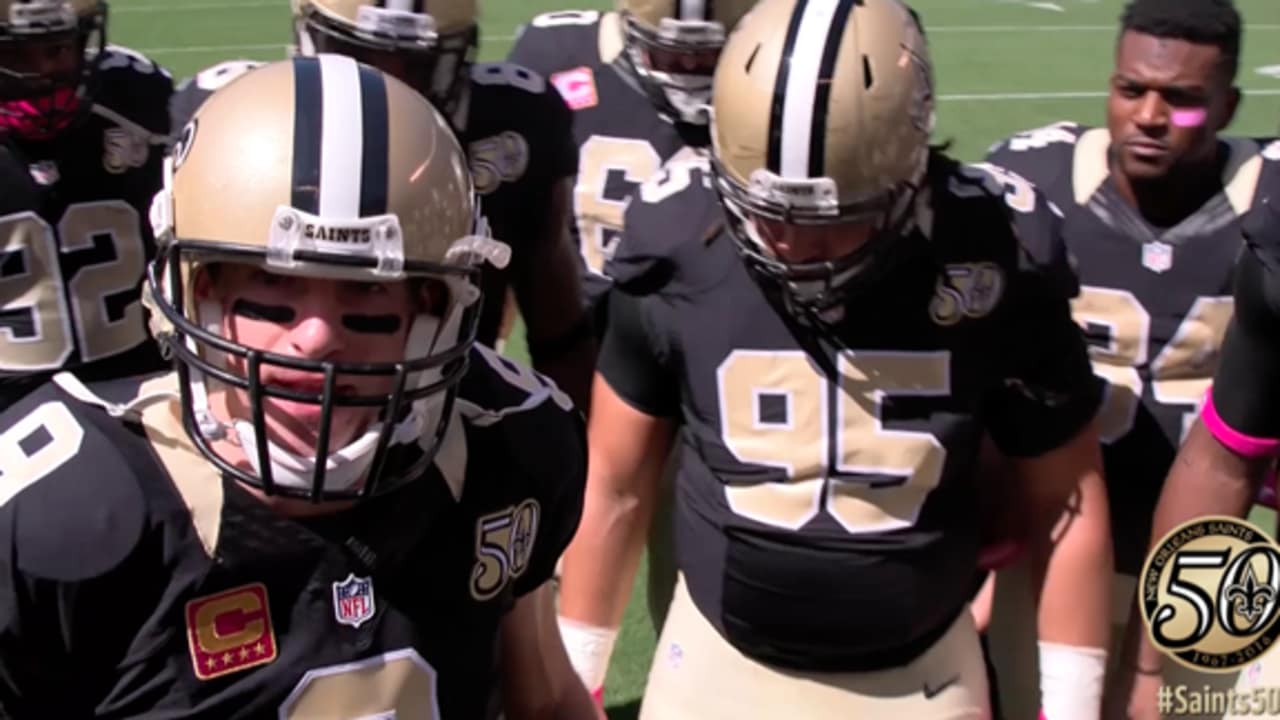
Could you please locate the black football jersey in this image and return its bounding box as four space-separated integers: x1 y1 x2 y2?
987 123 1280 573
169 59 578 347
1206 161 1280 454
508 9 710 312
597 153 1101 672
0 345 584 718
0 46 173 408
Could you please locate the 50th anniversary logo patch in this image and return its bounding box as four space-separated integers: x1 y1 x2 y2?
1141 516 1280 672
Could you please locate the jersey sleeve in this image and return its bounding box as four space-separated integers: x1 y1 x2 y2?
984 121 1085 199
0 386 153 715
502 64 578 186
596 289 681 418
1203 198 1280 456
604 154 723 290
594 160 722 418
94 45 175 140
169 60 263 133
510 399 587 598
506 10 603 79
982 188 1104 457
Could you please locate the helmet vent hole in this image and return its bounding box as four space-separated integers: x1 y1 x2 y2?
862 54 873 89
746 43 761 73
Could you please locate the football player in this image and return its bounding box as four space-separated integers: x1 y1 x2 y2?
1130 193 1280 720
0 0 172 408
509 0 756 641
508 0 756 327
556 0 1114 718
0 56 598 720
983 0 1277 714
169 0 596 412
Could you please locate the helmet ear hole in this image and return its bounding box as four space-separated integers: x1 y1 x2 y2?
862 54 873 89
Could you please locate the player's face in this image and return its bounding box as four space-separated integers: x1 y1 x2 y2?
755 217 877 265
1107 30 1237 182
641 44 720 78
310 32 438 101
198 264 418 457
0 34 79 88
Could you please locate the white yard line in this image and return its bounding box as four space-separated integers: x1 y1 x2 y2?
114 1 278 11
484 23 1280 41
138 43 284 54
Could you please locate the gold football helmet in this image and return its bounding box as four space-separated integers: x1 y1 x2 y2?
0 0 107 139
291 0 478 117
710 0 935 324
616 0 756 124
147 55 508 502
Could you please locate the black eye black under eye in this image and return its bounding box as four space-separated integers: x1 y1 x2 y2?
230 299 401 334
232 299 296 323
342 314 403 335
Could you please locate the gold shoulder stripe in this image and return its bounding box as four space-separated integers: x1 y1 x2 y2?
139 373 224 557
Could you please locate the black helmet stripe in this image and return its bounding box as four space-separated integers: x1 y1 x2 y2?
290 55 391 218
678 0 708 19
290 56 324 214
379 0 426 11
766 0 857 178
356 62 390 216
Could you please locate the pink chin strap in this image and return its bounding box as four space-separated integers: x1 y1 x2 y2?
0 86 82 141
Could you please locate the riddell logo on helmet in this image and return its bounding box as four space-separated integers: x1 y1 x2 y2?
303 223 372 244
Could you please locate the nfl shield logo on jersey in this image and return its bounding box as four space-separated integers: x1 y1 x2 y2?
1142 241 1174 274
332 574 376 629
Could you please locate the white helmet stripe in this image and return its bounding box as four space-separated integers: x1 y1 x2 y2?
316 54 365 218
679 0 708 20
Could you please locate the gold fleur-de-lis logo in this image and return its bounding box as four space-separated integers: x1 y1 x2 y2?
1227 563 1277 625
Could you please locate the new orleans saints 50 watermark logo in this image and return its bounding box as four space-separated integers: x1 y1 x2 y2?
1141 516 1280 672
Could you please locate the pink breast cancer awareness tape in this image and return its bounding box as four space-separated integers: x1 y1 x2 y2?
1172 108 1208 128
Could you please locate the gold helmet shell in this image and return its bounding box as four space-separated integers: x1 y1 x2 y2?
709 0 935 319
291 0 479 116
615 0 757 124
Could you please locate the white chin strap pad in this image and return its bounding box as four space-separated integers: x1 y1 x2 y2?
182 297 442 495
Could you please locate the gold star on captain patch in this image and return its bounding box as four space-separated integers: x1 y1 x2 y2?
240 647 250 661
222 651 233 665
205 656 218 671
254 641 266 656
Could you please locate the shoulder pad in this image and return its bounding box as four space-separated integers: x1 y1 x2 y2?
985 121 1090 205
607 151 728 293
459 344 585 483
0 380 150 583
458 345 576 425
987 121 1085 156
934 159 1075 294
1263 139 1280 162
92 45 174 138
1244 195 1280 274
508 10 605 73
170 60 264 132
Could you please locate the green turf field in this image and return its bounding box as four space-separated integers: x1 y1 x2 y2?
109 0 1280 716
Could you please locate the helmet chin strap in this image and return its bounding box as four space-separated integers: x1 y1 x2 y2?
658 79 712 124
623 42 712 125
186 288 466 494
